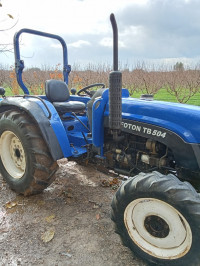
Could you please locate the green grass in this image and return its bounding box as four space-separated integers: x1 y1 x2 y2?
131 88 200 106
5 87 24 96
4 87 200 106
5 87 42 96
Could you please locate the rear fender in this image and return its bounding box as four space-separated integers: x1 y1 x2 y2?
0 97 72 160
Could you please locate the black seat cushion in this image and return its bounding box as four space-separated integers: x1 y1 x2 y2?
45 79 70 102
45 79 85 114
53 101 85 114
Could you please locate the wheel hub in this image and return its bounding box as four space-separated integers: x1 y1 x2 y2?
144 215 169 238
0 131 26 179
10 136 25 171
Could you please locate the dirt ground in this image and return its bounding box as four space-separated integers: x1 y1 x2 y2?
0 159 146 266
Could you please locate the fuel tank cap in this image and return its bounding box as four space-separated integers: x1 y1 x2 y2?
140 94 154 100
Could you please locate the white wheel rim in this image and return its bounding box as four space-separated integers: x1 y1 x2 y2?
0 131 26 179
124 198 192 259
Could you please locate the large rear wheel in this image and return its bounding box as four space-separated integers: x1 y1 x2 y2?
111 172 200 265
0 110 58 195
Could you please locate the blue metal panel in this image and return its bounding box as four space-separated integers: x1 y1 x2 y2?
92 98 105 150
92 89 109 151
92 88 129 150
62 116 89 133
34 99 72 157
67 132 92 147
39 97 90 157
104 97 200 144
0 96 69 159
0 95 90 158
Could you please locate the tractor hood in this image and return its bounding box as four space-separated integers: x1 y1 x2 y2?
103 91 200 144
121 97 200 144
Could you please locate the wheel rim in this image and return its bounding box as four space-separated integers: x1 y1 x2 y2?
124 198 192 259
0 131 26 179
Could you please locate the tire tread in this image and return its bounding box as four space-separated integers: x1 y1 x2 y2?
0 110 58 196
111 171 200 266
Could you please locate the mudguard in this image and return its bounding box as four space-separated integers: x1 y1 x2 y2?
0 96 72 160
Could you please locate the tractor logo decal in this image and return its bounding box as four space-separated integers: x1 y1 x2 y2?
121 121 167 139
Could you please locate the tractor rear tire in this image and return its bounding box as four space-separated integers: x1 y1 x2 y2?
111 171 200 266
0 110 58 196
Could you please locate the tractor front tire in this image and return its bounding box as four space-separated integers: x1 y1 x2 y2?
111 171 200 266
0 110 58 196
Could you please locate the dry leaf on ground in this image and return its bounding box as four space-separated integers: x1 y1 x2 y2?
5 201 18 209
45 214 55 223
96 213 101 220
41 228 55 243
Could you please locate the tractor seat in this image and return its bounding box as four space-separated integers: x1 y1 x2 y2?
45 80 85 114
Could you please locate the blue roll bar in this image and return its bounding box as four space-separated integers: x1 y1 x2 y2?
14 28 71 94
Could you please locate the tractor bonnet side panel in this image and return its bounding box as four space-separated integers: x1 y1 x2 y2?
103 97 200 171
105 97 200 144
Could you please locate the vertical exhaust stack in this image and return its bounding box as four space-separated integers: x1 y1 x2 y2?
109 13 122 140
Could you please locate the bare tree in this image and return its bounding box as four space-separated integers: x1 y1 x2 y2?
0 0 18 54
135 68 163 95
165 69 200 103
122 69 143 95
0 61 199 103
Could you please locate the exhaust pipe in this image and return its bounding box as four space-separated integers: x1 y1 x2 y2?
109 14 122 140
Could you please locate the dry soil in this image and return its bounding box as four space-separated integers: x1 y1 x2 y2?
0 159 146 266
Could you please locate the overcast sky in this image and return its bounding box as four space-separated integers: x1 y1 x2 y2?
1 0 200 69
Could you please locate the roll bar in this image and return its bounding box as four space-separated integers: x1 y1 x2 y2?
14 28 71 94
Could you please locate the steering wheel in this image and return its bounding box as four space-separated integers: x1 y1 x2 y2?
77 83 105 97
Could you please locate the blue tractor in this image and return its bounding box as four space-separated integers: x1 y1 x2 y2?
1 14 200 265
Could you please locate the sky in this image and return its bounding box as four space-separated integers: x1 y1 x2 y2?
1 0 200 69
